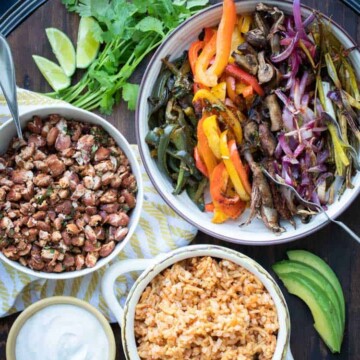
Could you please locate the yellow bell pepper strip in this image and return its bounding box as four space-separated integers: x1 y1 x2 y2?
225 64 265 96
197 116 218 175
230 25 244 56
189 40 204 75
205 0 237 87
212 207 230 223
194 31 217 87
220 131 250 201
239 15 252 33
193 89 243 144
210 162 246 219
226 76 237 103
210 81 226 102
203 115 222 159
194 146 209 177
228 139 252 195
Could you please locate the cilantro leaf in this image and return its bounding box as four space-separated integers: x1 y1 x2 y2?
186 0 210 9
135 17 164 36
122 83 139 111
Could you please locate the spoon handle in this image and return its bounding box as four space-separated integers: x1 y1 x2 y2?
331 219 360 243
0 34 22 139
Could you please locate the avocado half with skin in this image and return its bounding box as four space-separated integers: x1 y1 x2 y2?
273 250 345 354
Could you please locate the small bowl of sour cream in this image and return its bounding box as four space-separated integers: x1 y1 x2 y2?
6 296 116 360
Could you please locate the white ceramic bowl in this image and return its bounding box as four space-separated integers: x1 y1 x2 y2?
136 0 360 245
0 105 143 279
6 296 116 360
102 244 293 360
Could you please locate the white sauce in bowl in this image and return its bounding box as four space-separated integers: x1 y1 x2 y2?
15 304 109 360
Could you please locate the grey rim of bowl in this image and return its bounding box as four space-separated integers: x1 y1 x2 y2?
135 0 360 246
121 245 291 360
0 106 143 278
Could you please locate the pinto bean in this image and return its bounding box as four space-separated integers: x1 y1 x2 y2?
33 174 52 187
55 134 71 151
45 155 65 177
99 241 115 257
94 147 111 161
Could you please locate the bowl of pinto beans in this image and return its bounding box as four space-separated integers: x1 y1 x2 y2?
0 106 143 279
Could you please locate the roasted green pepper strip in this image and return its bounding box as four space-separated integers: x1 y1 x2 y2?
186 178 207 211
158 124 177 176
173 165 189 195
167 149 202 180
145 128 161 147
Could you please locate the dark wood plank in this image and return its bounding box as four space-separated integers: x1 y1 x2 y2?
1 0 359 359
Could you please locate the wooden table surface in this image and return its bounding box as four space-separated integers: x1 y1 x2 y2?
1 0 359 359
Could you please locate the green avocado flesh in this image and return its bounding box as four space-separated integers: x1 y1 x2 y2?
273 260 343 337
287 250 345 327
275 273 341 353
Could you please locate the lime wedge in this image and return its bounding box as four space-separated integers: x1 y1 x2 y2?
45 28 76 77
76 17 100 69
33 55 71 92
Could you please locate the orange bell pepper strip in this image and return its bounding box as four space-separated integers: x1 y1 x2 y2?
194 146 209 177
203 115 221 159
228 139 252 195
226 76 237 103
225 64 265 96
203 27 215 43
193 89 243 144
210 162 246 219
205 0 237 87
197 116 218 175
220 131 250 201
194 31 217 87
189 40 204 75
242 85 254 98
205 202 215 212
193 82 208 94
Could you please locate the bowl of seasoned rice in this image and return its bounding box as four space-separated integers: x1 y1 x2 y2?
102 245 293 360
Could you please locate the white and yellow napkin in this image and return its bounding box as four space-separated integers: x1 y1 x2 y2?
0 89 197 322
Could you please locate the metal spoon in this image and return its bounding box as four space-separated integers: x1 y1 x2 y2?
0 34 23 139
262 168 360 243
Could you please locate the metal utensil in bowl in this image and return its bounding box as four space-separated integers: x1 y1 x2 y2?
0 33 23 139
262 168 360 243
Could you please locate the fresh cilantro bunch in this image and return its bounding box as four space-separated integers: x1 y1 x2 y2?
55 0 209 114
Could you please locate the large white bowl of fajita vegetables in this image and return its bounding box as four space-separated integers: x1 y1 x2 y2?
136 0 360 244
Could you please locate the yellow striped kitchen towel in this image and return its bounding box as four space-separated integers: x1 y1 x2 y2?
0 88 197 322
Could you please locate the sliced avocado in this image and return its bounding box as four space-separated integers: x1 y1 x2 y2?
275 272 341 353
273 260 343 338
287 250 345 328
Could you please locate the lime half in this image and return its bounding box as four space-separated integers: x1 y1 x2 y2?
33 55 71 92
76 17 100 69
45 28 76 77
